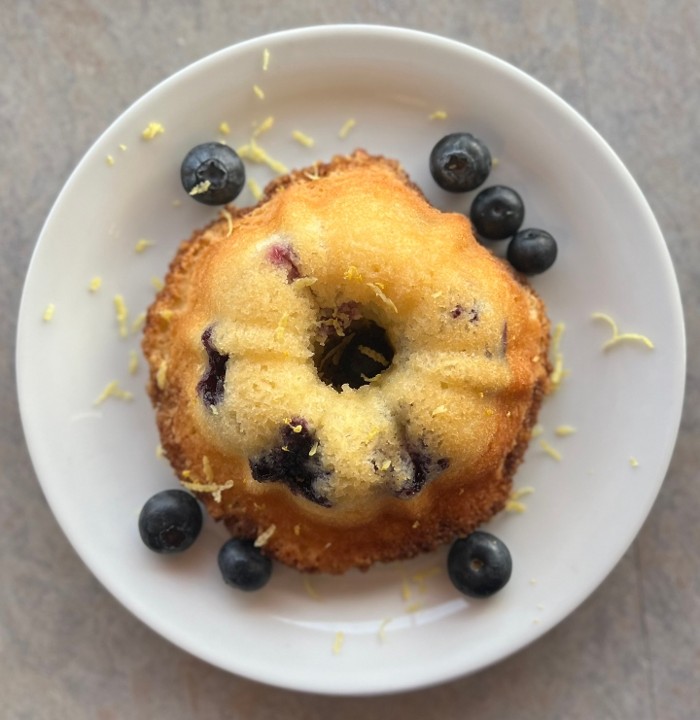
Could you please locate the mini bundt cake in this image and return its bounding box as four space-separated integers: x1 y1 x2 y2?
143 150 551 574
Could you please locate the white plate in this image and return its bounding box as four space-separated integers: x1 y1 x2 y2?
16 26 685 695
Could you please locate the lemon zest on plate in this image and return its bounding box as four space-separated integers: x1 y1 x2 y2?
94 380 133 405
141 122 164 140
592 312 654 350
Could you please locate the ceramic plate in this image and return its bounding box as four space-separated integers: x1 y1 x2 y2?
16 26 685 695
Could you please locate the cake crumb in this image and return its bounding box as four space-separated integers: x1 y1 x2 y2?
592 312 654 350
412 520 420 529
88 276 102 292
219 121 231 135
331 631 345 655
134 238 154 253
262 48 270 71
141 122 165 140
42 303 56 322
429 110 447 120
291 130 315 147
338 118 356 139
555 425 576 436
114 294 128 337
94 380 133 405
254 524 276 547
252 84 265 100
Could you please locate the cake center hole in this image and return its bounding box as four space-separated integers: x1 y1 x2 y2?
314 318 395 391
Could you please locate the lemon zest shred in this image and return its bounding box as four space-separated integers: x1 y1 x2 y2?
131 311 146 333
338 118 356 139
405 601 424 614
42 303 56 322
218 121 231 135
592 312 654 350
331 631 345 655
189 179 211 196
151 277 164 292
429 110 447 120
252 115 274 138
358 345 389 366
94 380 133 405
293 276 317 289
262 47 270 71
114 295 128 337
343 265 364 282
555 425 577 436
411 566 441 593
274 312 290 342
180 478 233 503
380 459 391 472
377 618 393 643
128 350 139 375
304 163 320 180
511 486 535 501
539 439 562 461
247 178 263 200
88 276 102 292
202 455 214 483
308 441 319 457
302 575 321 600
629 456 639 468
106 155 115 166
237 138 288 174
531 424 544 439
134 238 153 253
400 573 412 602
119 144 127 151
505 499 528 513
291 130 315 147
253 84 265 100
141 122 164 140
155 444 164 459
431 405 448 417
367 282 398 313
220 208 234 237
254 524 276 547
155 360 167 390
549 322 568 388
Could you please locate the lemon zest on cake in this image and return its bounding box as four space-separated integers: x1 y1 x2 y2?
431 405 448 417
380 459 392 472
592 312 654 350
220 208 234 237
180 477 233 503
431 291 443 299
332 631 345 655
429 110 448 120
343 265 364 282
157 309 173 323
539 439 562 461
94 380 133 405
189 179 211 196
364 426 380 444
338 118 356 139
88 276 102 292
237 138 288 174
303 163 320 180
291 130 315 147
114 295 128 337
141 122 164 140
308 440 319 457
128 350 139 375
358 345 389 366
531 424 544 439
367 282 398 313
210 405 219 415
252 115 275 138
218 121 231 135
253 84 265 100
630 456 639 468
134 238 154 253
555 425 576 436
549 322 568 389
377 618 393 642
262 47 270 71
293 276 317 289
106 155 115 166
302 575 320 600
131 311 146 333
254 524 276 547
42 303 55 322
155 360 168 390
274 312 290 342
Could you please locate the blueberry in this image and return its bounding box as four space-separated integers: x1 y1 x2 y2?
470 185 525 240
138 489 203 554
181 142 245 205
396 436 449 498
197 325 229 407
507 228 558 275
218 538 273 591
429 133 492 192
447 531 512 598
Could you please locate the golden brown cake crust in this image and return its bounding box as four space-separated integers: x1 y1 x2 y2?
143 150 551 574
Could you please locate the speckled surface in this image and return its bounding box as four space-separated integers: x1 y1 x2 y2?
1 1 698 718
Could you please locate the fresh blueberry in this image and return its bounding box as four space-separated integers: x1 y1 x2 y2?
507 228 558 275
470 185 525 240
447 531 512 598
429 133 492 192
218 538 273 591
138 489 203 554
197 325 229 408
181 142 245 205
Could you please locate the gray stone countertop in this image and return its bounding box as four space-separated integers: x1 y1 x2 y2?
1 2 698 718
